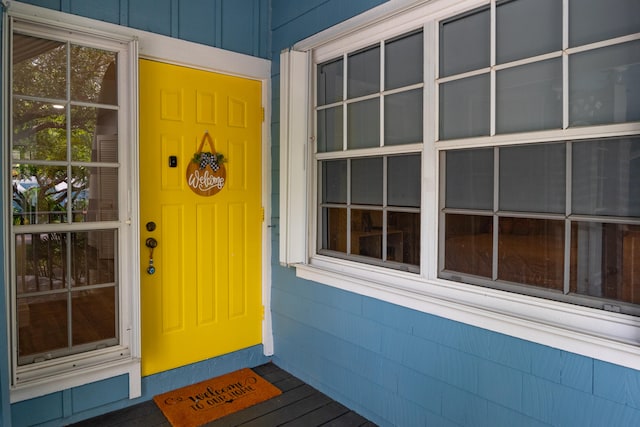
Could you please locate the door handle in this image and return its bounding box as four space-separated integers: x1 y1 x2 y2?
145 238 158 274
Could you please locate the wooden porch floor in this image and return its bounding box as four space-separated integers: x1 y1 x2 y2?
70 363 377 427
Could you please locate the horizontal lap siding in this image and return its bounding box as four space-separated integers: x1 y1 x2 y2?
269 1 640 426
15 0 269 57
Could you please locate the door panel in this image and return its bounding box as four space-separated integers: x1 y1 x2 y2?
139 59 262 376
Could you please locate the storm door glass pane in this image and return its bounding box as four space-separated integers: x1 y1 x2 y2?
317 106 343 152
348 99 380 149
12 165 68 225
72 287 116 346
385 89 423 145
322 160 347 204
72 106 119 162
71 45 117 105
496 0 561 64
348 45 380 99
440 7 490 77
571 222 640 304
12 100 67 161
74 166 119 222
569 40 640 127
572 137 640 217
317 58 343 106
445 148 493 210
499 144 566 213
385 30 423 90
18 293 68 363
351 157 383 205
388 155 421 208
439 74 490 140
444 214 493 278
71 230 116 286
569 0 640 47
12 34 66 99
498 218 565 290
496 58 562 134
15 233 67 295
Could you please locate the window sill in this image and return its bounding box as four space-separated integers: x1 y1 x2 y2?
10 348 140 403
295 257 640 371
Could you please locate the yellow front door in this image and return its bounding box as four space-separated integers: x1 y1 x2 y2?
139 59 263 376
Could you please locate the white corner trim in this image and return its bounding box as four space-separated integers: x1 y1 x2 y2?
296 261 640 371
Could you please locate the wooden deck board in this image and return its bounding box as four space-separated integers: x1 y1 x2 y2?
70 363 376 427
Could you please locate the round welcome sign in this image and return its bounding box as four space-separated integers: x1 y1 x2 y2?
186 132 226 196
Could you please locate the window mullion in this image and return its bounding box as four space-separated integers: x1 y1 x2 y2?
492 146 499 281
490 0 496 137
342 53 348 151
564 142 572 295
562 0 569 130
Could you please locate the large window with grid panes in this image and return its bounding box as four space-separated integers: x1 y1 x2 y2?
311 0 640 316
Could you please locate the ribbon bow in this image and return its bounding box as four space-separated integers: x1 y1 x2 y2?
199 152 220 172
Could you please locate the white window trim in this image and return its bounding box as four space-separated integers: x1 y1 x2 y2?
280 0 640 371
5 1 273 402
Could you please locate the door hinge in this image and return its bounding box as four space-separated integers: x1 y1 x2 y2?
261 207 265 222
261 107 265 122
261 305 265 320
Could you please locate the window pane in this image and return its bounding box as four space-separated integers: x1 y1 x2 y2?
444 214 493 278
15 233 67 295
321 160 347 204
13 34 66 99
569 40 640 127
322 207 347 253
317 106 344 153
440 7 490 77
388 154 421 207
74 166 119 222
71 45 117 105
388 211 420 266
498 218 565 290
71 230 116 286
571 222 640 304
569 0 640 47
385 89 423 145
351 157 383 205
496 58 563 133
17 293 68 363
351 209 383 259
496 0 561 64
72 287 117 345
348 98 380 149
12 165 68 225
445 148 494 210
348 45 380 99
572 137 640 217
385 30 423 90
13 100 67 161
72 106 119 162
499 144 565 213
439 74 490 140
317 58 343 106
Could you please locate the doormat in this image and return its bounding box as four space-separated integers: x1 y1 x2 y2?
153 367 282 427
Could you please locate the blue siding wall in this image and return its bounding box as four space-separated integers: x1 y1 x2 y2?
269 1 640 426
16 0 270 57
1 1 270 425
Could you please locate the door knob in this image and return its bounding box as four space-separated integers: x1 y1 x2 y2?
146 237 158 248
